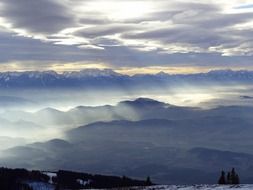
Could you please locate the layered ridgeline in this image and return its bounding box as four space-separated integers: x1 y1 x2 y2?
0 69 252 88
0 68 252 112
1 98 253 184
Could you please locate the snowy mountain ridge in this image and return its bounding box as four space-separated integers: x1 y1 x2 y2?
0 69 253 88
62 68 123 78
0 68 252 79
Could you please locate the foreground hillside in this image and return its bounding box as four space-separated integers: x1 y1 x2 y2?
0 167 151 190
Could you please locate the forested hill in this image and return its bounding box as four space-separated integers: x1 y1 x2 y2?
0 167 152 190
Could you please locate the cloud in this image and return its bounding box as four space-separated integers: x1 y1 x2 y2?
234 3 253 10
0 31 102 63
0 0 75 34
0 30 253 72
0 0 253 72
75 24 139 39
120 2 253 56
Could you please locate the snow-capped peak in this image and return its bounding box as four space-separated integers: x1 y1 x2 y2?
63 69 122 78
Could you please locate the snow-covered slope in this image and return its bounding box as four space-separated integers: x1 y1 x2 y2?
63 68 123 78
96 185 253 190
26 181 55 190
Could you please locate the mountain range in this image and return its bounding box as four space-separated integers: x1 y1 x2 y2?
0 69 253 88
2 98 253 130
1 98 253 184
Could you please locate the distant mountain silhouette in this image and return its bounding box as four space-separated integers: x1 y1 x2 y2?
0 69 253 88
3 139 253 184
118 98 168 107
1 98 253 184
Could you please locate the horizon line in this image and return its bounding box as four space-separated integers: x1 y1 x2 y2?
0 68 252 76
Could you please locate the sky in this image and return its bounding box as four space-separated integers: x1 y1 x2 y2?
0 0 253 74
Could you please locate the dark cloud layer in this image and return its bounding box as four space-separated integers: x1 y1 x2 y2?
0 0 252 71
1 31 252 70
0 0 75 34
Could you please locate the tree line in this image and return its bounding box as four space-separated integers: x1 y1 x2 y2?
218 168 240 185
0 167 153 190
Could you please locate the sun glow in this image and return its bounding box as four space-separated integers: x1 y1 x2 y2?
83 1 154 20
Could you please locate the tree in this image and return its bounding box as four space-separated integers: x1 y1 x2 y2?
218 171 226 184
218 168 240 185
231 168 240 184
227 172 231 184
234 174 240 184
146 176 152 186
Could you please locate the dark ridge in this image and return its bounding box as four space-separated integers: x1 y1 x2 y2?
118 97 167 107
0 167 153 190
